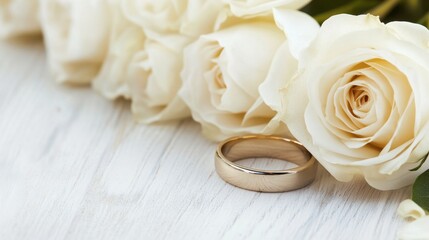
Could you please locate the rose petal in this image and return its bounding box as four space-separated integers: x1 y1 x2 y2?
398 216 429 240
272 8 319 59
92 13 145 99
398 199 427 220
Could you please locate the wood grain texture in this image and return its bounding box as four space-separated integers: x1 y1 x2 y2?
0 39 410 240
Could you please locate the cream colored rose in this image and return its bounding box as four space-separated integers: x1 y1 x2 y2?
284 14 429 190
180 9 318 141
224 0 311 17
94 0 228 121
129 35 192 123
0 0 40 38
93 14 190 122
122 0 227 37
40 0 115 84
92 4 144 100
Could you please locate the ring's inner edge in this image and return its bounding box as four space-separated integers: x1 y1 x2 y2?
221 138 312 167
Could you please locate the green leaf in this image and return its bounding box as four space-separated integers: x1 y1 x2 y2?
417 11 429 28
302 0 429 25
384 0 429 24
302 0 380 24
370 0 401 18
410 153 429 171
412 169 429 212
302 0 380 15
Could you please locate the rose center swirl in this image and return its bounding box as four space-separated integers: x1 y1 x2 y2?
324 58 414 150
348 85 372 118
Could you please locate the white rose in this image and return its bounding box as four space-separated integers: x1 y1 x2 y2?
180 9 318 141
284 14 429 190
127 35 190 123
122 0 227 38
0 0 40 38
224 0 311 17
128 34 192 123
94 26 191 123
95 0 229 121
39 0 115 84
92 4 144 99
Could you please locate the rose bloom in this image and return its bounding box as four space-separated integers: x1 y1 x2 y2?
180 9 318 141
284 14 429 190
92 3 143 100
224 0 311 17
40 0 115 84
94 0 227 123
128 35 192 123
0 0 40 38
93 16 191 123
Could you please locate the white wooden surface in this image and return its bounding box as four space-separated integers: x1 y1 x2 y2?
0 39 411 240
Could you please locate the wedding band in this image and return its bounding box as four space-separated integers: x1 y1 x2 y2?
215 135 317 193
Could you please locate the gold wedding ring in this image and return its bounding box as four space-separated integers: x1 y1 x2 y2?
215 135 317 193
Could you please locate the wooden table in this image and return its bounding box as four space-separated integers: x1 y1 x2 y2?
0 39 409 240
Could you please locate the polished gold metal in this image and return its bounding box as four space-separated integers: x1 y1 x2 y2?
215 135 317 193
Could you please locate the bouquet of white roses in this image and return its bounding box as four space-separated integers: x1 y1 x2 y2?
1 0 428 238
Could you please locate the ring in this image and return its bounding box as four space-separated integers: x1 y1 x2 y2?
215 135 317 192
